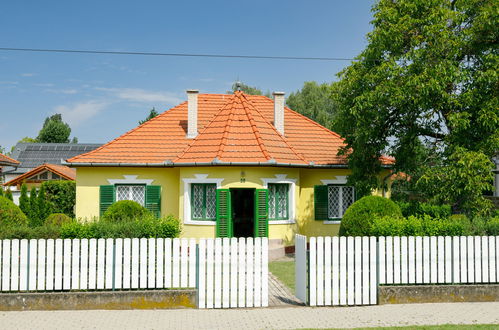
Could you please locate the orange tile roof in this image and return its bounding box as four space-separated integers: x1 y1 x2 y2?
67 91 392 167
0 153 20 166
3 163 76 186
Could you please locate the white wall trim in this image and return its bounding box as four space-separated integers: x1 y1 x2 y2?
323 220 342 225
107 175 154 185
260 174 297 223
321 175 348 185
183 174 224 226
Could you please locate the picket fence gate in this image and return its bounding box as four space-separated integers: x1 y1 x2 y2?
0 237 268 309
296 235 499 307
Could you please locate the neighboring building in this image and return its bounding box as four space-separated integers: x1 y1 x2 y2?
0 153 20 185
2 143 100 204
3 163 76 190
67 91 392 241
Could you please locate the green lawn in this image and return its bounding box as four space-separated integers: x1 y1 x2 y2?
297 325 499 330
269 260 295 293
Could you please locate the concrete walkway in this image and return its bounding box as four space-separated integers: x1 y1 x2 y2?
268 272 303 306
1 302 498 329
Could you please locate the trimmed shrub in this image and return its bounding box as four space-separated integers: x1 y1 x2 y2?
0 196 28 226
42 180 76 218
339 196 402 236
0 224 61 239
370 215 406 236
486 217 499 235
397 201 452 218
102 200 151 223
45 213 72 226
60 215 181 239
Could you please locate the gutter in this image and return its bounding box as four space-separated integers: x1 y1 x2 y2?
63 159 392 169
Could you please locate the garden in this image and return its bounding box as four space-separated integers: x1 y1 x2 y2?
0 181 181 239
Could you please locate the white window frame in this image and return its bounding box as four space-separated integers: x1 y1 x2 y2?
321 176 352 225
261 174 296 224
183 174 224 226
115 184 146 206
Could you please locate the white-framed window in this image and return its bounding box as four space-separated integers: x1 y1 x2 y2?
183 174 224 225
327 185 355 219
115 184 146 206
261 174 296 224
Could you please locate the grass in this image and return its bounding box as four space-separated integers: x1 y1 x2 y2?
297 325 499 330
269 260 295 293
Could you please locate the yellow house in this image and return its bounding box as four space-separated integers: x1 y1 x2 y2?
67 90 392 243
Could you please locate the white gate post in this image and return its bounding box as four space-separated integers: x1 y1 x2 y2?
295 234 307 303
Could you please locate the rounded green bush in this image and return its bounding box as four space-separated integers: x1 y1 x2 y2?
0 196 28 225
102 200 151 223
339 196 402 236
45 213 72 226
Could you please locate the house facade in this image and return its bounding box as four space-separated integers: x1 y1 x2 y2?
67 91 392 242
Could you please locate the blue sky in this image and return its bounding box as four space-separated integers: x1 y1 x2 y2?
0 0 375 151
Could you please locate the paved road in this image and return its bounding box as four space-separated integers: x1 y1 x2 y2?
1 302 498 329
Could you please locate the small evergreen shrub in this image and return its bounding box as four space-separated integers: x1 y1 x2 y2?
339 196 402 236
19 183 30 218
45 213 72 226
29 187 40 227
0 196 28 226
102 200 151 223
5 189 13 201
486 217 499 235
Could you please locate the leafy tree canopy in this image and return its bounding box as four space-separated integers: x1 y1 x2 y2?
333 0 498 215
37 114 74 143
286 81 338 130
139 108 159 125
229 82 270 96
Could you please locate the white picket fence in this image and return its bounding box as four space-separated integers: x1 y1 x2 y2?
295 234 378 307
296 235 499 307
0 238 197 292
0 237 268 309
197 237 268 308
379 236 499 284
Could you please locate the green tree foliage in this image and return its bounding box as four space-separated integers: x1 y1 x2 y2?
36 185 52 225
29 187 39 227
229 82 271 97
19 183 30 218
0 196 28 226
286 81 337 129
139 108 159 125
333 0 498 212
5 189 13 201
37 114 75 143
42 180 76 218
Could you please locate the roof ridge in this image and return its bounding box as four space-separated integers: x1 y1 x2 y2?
237 92 272 161
216 95 237 159
243 94 308 163
173 94 237 162
67 102 187 163
0 153 20 165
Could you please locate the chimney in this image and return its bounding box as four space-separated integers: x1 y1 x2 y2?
186 89 199 138
273 91 285 135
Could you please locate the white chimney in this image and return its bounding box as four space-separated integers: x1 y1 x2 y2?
273 91 285 135
186 89 199 138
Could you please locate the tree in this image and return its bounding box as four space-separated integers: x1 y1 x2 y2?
29 187 39 227
139 108 159 125
19 183 30 218
36 185 52 224
37 114 74 143
286 81 338 130
229 82 271 97
333 0 498 214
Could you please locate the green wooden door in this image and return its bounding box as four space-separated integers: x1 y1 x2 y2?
216 189 232 238
254 189 268 238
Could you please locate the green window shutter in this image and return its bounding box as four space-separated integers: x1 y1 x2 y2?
100 185 115 216
254 189 269 238
216 189 232 238
145 185 161 217
314 185 328 220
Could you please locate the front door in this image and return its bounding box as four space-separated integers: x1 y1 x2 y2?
231 188 255 238
215 188 269 238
